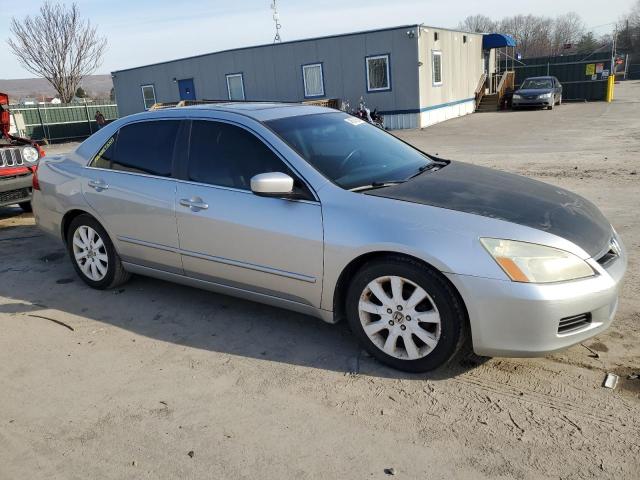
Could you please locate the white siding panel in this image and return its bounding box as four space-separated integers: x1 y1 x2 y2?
419 99 475 128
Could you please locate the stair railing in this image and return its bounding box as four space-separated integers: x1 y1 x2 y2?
475 72 487 109
495 70 515 104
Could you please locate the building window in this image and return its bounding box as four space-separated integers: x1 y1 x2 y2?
432 51 443 86
226 73 245 101
302 63 324 98
463 35 467 44
366 54 391 92
141 84 156 110
434 32 439 42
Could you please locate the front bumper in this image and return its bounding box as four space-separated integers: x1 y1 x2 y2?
446 245 627 357
512 97 553 108
0 173 32 208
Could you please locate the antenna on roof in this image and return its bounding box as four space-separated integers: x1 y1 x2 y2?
271 0 282 43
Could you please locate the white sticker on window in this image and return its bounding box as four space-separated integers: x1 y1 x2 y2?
344 117 365 126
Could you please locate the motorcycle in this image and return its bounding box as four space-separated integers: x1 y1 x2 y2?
341 97 384 129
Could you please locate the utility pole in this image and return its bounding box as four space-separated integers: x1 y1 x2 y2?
271 1 282 43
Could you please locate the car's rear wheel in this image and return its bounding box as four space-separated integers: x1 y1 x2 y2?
346 257 467 372
66 214 130 289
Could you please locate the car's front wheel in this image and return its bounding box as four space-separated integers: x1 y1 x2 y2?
66 214 130 289
346 257 467 372
19 202 32 212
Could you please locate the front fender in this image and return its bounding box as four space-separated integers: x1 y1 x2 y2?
319 187 591 311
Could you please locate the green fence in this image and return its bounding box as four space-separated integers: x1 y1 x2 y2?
501 53 613 101
9 102 119 143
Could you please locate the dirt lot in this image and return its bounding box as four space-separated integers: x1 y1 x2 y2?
1 82 639 480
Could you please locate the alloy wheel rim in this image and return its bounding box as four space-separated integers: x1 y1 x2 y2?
72 226 108 281
358 275 441 360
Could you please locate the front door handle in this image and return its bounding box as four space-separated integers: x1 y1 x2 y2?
88 179 109 191
180 197 209 211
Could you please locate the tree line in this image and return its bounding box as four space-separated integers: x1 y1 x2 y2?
458 1 640 59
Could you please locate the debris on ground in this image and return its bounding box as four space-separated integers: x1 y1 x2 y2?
27 314 74 331
187 450 194 458
603 373 619 389
40 251 65 262
384 467 396 475
580 343 600 359
627 373 639 380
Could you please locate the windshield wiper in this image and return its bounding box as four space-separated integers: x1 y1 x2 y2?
349 180 406 192
406 162 443 180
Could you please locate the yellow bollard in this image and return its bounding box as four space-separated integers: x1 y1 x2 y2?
606 75 615 102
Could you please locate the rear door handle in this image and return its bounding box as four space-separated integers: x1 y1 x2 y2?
179 197 209 211
88 179 108 191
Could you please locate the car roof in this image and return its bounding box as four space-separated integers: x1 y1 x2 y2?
142 102 338 122
523 76 556 80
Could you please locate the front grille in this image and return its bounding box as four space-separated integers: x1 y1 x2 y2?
597 249 618 267
596 238 621 268
0 187 30 204
0 148 24 168
558 313 592 334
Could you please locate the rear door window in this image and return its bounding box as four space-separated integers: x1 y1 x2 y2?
188 120 291 190
91 134 116 169
111 120 180 176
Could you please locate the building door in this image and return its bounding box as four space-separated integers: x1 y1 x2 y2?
178 78 196 100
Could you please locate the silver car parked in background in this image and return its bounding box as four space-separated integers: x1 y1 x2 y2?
512 76 563 110
32 103 626 372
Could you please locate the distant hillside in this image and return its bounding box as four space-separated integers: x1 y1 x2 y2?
0 75 113 103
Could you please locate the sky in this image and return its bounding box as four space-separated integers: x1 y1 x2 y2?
0 0 636 79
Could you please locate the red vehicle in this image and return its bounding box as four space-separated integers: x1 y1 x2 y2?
0 92 44 211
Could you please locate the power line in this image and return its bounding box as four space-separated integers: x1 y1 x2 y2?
587 21 617 31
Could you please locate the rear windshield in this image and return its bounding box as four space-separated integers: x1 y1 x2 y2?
266 112 431 190
521 78 553 89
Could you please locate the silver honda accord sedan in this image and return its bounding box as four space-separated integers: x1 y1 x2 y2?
32 103 627 372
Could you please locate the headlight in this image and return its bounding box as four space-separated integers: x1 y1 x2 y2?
22 146 39 163
512 94 522 99
480 238 595 283
539 92 552 99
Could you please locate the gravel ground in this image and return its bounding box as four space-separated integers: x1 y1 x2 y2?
1 81 638 480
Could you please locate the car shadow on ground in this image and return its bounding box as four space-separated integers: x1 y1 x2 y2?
0 219 488 380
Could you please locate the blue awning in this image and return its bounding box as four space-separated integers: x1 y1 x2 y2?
482 33 517 49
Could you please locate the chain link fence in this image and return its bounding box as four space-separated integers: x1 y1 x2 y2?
9 102 119 143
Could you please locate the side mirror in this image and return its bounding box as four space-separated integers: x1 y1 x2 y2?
250 172 294 197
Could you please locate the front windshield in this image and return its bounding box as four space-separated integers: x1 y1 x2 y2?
521 78 553 89
266 112 432 190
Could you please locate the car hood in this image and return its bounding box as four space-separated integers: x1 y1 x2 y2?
515 88 553 96
367 161 612 257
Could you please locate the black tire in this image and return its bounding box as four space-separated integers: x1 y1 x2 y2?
66 214 130 289
345 256 467 373
19 202 32 212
